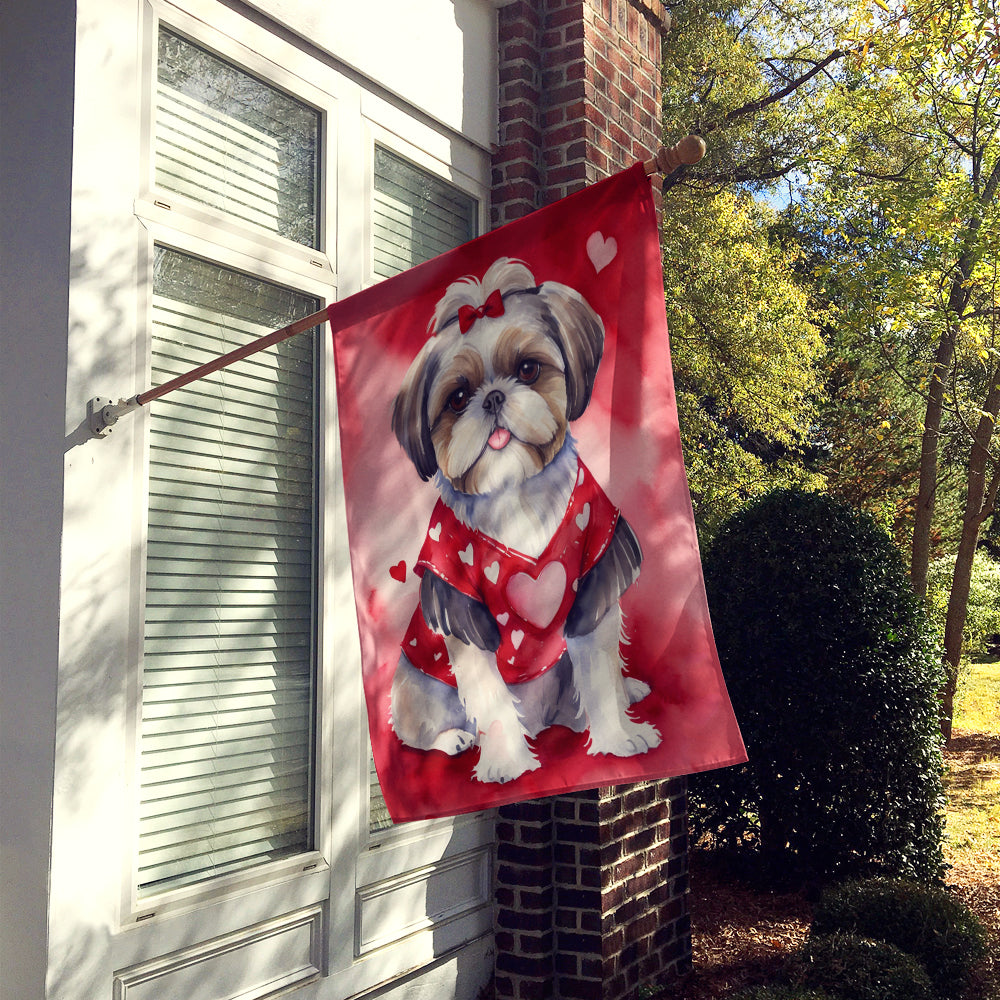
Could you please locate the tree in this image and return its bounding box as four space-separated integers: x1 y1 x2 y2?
661 188 825 539
800 0 1000 735
659 0 846 539
660 1 998 736
662 0 854 195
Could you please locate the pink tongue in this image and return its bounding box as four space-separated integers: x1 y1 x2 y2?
488 427 511 450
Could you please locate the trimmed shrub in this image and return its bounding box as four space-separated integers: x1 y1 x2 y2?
794 933 934 1000
811 878 988 999
692 489 946 882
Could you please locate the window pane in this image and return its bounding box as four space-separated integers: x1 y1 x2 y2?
372 146 477 279
156 28 320 248
369 149 478 832
139 247 318 895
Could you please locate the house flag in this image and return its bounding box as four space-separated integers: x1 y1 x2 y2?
329 163 746 822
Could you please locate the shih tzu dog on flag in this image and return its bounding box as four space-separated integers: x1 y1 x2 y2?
390 257 660 784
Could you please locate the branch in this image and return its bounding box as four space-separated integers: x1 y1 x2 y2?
703 49 847 133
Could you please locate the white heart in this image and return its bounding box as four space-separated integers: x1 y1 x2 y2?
578 466 585 486
572 579 579 592
485 561 500 584
511 629 525 650
576 502 591 531
497 612 510 626
434 652 443 661
586 231 617 273
410 638 418 647
459 543 474 565
429 522 442 542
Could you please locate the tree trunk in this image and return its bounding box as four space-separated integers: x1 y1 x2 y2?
940 374 1000 741
910 328 956 598
911 160 1000 596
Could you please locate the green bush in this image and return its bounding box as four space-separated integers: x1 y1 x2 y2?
811 878 988 999
793 933 934 1000
692 489 946 882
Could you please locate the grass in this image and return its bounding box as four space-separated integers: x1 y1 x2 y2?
955 658 1000 734
945 659 1000 868
942 658 1000 1000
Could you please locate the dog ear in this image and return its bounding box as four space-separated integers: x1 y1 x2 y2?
536 282 605 420
392 343 439 481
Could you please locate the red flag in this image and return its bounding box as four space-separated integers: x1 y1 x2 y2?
330 164 746 822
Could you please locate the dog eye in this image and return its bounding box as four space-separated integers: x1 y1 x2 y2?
517 359 541 384
448 387 471 413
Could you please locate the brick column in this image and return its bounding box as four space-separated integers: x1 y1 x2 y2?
492 3 692 999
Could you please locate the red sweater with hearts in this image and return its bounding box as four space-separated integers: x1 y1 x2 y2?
401 461 619 686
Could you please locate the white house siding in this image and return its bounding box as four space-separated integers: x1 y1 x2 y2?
0 0 77 996
0 1 500 998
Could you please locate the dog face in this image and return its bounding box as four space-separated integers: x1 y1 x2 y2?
392 258 605 495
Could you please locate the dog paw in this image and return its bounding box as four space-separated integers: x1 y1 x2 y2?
473 740 540 784
623 677 651 705
429 728 476 756
586 719 661 757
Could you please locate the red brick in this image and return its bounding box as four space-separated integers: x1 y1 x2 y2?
502 40 538 63
560 979 604 1000
500 100 539 124
546 163 589 186
503 120 543 145
503 78 542 103
520 886 554 910
557 930 603 955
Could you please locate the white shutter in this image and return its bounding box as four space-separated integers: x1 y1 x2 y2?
138 248 319 895
368 147 477 832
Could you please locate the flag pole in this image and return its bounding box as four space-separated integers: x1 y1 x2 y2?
88 136 705 438
642 134 706 177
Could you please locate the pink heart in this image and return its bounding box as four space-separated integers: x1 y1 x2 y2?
586 231 617 273
506 562 567 629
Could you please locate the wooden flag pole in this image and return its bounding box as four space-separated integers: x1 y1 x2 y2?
88 138 706 437
643 134 706 176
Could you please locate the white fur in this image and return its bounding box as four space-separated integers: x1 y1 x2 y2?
567 606 662 757
438 436 579 558
443 634 540 783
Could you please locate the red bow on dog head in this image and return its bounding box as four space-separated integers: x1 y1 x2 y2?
457 289 505 334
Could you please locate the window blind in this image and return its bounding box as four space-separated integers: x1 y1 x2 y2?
138 248 319 895
156 28 320 249
372 146 477 280
368 147 477 832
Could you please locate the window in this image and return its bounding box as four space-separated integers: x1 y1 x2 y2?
155 28 320 247
119 8 494 991
372 145 478 279
139 248 319 895
136 27 322 897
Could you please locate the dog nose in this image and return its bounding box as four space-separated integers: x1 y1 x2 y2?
483 389 505 414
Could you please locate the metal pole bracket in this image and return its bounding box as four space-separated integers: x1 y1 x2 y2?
88 396 140 438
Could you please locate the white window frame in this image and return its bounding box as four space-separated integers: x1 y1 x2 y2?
111 0 496 992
